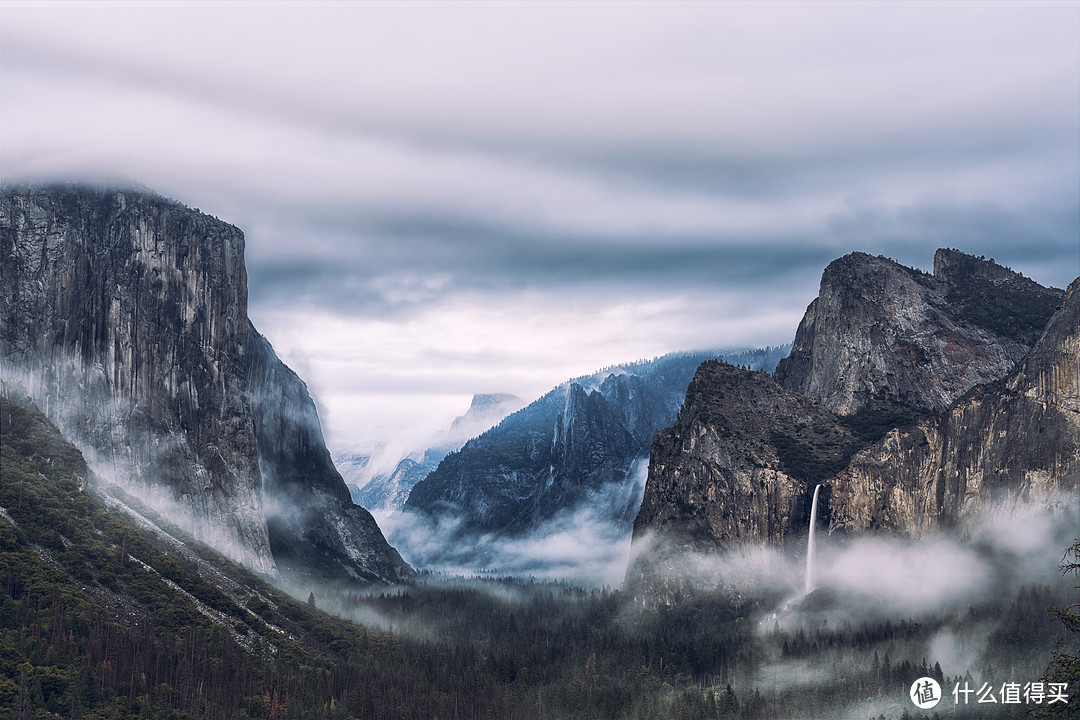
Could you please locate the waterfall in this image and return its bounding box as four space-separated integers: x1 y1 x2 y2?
805 483 822 594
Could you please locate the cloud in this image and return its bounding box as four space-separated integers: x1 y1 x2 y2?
252 294 805 453
637 494 1079 630
14 5 1074 148
815 536 992 615
3 4 1077 454
375 460 651 588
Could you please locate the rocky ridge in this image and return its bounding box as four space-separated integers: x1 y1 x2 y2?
631 249 1074 596
351 392 523 514
827 277 1080 536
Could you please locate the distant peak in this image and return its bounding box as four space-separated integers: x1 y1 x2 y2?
450 393 525 436
469 393 521 410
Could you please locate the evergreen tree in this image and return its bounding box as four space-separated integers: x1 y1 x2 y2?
719 683 739 717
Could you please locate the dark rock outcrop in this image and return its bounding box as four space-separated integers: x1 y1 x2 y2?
632 361 859 551
0 184 412 584
775 249 1063 416
626 361 866 600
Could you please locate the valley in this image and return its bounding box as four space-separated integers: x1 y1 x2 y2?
2 395 1075 719
1 184 1077 719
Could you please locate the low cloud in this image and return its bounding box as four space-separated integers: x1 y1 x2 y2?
376 460 650 588
632 494 1078 627
815 535 992 615
257 296 807 455
617 497 1080 718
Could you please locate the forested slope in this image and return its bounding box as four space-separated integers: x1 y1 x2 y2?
1 395 1074 719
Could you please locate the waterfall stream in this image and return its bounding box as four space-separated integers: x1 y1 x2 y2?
805 483 822 594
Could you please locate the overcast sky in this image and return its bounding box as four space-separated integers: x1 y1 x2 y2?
3 2 1078 456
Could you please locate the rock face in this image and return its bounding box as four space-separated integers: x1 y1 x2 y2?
247 327 412 584
827 277 1080 536
632 361 860 551
405 374 650 537
630 250 1073 596
406 348 790 544
626 360 870 600
775 249 1063 416
0 184 412 584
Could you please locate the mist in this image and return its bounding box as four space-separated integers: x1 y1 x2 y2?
279 492 1079 720
624 500 1076 718
633 495 1077 618
375 459 650 588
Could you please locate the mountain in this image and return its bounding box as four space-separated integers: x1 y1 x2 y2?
0 394 537 719
630 250 1074 596
4 384 1074 720
404 348 789 559
633 360 862 550
827 276 1080 535
0 184 412 585
775 249 1063 416
0 394 367 716
451 392 525 437
349 392 523 513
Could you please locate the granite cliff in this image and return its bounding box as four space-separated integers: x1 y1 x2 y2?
827 276 1080 536
627 361 868 599
631 250 1074 596
632 361 860 552
775 249 1063 416
0 184 412 585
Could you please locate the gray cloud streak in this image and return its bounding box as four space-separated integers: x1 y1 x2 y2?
3 4 1077 452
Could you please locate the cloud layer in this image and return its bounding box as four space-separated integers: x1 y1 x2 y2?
633 493 1079 629
3 4 1077 451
